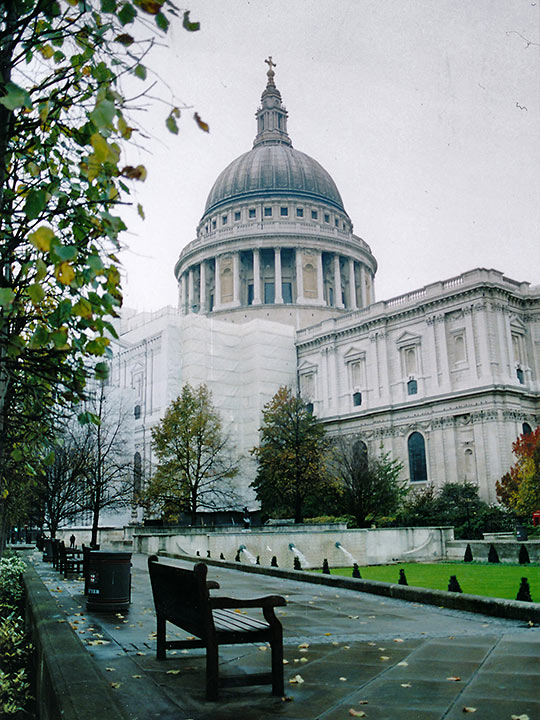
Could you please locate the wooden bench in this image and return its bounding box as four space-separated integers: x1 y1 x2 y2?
147 555 286 700
58 541 84 579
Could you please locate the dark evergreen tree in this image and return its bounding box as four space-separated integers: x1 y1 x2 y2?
271 555 278 567
294 556 302 570
464 543 473 562
352 563 362 579
234 550 241 562
219 553 225 560
196 550 200 556
322 558 331 574
448 575 462 593
488 544 500 563
256 555 260 565
398 568 408 585
207 550 211 558
516 577 532 602
519 544 530 565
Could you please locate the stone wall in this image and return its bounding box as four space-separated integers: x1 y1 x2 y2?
133 525 454 567
446 539 540 564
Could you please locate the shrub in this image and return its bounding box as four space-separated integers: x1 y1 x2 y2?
398 568 408 585
518 544 530 565
464 544 473 562
322 558 330 574
516 577 532 602
448 575 462 593
352 563 361 579
488 544 500 563
293 556 302 571
271 556 278 567
0 556 26 609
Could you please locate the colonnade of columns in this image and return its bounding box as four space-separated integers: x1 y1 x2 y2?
177 246 373 315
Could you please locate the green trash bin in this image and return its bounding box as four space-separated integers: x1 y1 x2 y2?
86 551 132 612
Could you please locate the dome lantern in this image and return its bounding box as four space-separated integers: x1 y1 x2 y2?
253 57 292 148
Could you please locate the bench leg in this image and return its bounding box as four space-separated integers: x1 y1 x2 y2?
156 615 166 660
206 644 219 701
270 631 284 696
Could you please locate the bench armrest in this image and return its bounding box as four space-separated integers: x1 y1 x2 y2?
210 594 286 610
207 580 220 590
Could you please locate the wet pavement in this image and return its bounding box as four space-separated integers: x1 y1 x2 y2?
29 550 540 720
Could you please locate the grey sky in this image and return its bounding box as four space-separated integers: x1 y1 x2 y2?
119 1 540 312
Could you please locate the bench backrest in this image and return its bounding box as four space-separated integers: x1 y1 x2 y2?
148 556 213 639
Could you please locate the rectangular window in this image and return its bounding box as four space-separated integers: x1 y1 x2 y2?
234 211 241 221
282 281 293 304
280 207 288 216
324 213 330 223
311 210 318 220
222 215 228 225
264 207 272 217
247 284 254 305
335 218 339 227
296 208 304 218
249 208 256 218
212 219 216 229
264 282 275 304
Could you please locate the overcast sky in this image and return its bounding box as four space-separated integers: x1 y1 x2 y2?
118 0 540 312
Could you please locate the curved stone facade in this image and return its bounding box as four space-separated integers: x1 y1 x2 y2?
174 63 377 327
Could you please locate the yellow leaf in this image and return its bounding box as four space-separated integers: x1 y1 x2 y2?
380 656 390 661
463 709 477 714
401 682 412 688
288 674 304 684
55 261 75 285
39 44 54 59
132 675 142 679
29 226 55 251
166 669 181 675
339 676 347 682
447 676 461 682
110 681 121 689
90 133 110 163
349 711 367 718
194 112 209 133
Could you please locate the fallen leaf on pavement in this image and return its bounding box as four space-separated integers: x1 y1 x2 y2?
401 683 412 688
289 674 304 684
462 708 477 713
447 676 461 682
349 710 366 717
166 670 181 675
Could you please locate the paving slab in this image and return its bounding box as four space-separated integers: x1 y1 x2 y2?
29 551 540 720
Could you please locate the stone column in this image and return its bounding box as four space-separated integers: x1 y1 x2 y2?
188 267 194 312
178 273 185 314
199 260 206 313
359 265 367 308
317 251 325 305
348 259 357 310
252 248 262 305
274 247 283 303
233 251 241 306
295 248 305 303
333 253 344 308
214 256 222 311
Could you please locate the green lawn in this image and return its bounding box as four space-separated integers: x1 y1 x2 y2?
320 563 540 602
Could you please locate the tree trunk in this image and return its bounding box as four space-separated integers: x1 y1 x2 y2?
90 505 99 548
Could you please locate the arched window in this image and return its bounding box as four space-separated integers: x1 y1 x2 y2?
352 440 368 472
516 367 524 384
352 391 362 407
134 405 141 420
408 432 427 482
523 422 532 436
305 402 314 415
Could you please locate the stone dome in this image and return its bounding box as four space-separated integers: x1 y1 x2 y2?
203 144 346 217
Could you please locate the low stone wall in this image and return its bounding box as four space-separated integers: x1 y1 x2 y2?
134 525 454 568
23 562 129 720
447 539 540 563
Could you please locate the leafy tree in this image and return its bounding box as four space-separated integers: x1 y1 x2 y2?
0 2 203 553
496 428 540 517
143 383 239 525
250 386 331 524
331 436 406 527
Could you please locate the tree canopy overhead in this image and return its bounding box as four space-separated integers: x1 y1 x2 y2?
0 0 203 548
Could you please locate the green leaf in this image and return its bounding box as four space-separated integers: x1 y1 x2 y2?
44 450 56 466
166 109 179 134
137 203 145 219
11 448 23 462
29 325 49 349
95 362 110 380
24 189 48 219
134 64 147 80
118 2 137 24
182 10 200 31
0 288 15 307
101 0 117 10
0 81 32 110
87 255 104 271
50 329 68 349
27 283 45 304
54 245 78 261
90 99 116 129
156 11 169 31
